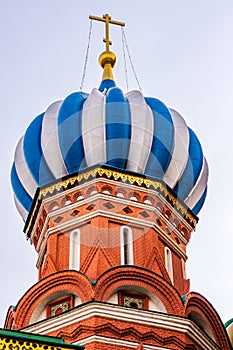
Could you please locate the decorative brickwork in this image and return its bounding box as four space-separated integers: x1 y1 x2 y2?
5 168 231 350
23 172 192 297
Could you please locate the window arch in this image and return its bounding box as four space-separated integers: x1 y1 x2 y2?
69 229 80 270
164 247 173 283
120 226 134 265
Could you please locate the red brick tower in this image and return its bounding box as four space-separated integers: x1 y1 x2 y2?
6 14 232 350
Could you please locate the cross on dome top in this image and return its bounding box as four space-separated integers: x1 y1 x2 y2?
89 13 125 82
89 13 125 52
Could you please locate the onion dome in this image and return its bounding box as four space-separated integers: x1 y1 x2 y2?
11 23 208 222
11 83 208 222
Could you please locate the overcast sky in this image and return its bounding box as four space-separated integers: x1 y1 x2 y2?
1 0 233 328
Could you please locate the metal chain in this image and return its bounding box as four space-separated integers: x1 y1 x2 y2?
80 19 93 91
121 27 129 92
122 27 142 93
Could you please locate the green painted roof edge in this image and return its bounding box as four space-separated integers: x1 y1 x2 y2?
0 329 84 349
225 318 233 329
181 294 187 304
0 328 64 343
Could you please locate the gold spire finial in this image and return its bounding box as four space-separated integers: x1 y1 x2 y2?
89 13 125 81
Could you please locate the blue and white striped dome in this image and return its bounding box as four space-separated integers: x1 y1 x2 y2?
11 80 208 221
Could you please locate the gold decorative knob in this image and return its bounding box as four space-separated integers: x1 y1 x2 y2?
99 51 116 69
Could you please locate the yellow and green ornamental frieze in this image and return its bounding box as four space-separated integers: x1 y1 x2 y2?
0 329 83 350
25 165 197 236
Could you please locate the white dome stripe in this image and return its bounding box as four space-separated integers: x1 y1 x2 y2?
184 157 209 209
41 100 68 178
14 136 37 197
14 195 28 222
82 88 106 166
164 109 190 188
126 90 154 173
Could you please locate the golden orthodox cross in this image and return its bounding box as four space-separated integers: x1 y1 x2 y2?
89 14 125 52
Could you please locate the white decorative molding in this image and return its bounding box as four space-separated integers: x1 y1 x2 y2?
76 335 170 350
120 225 134 265
69 229 80 271
164 247 174 283
23 302 219 350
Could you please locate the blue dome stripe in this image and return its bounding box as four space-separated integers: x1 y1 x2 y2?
23 113 55 185
145 97 174 178
106 87 131 169
99 79 116 92
192 187 207 215
58 92 88 173
11 164 32 212
174 128 203 200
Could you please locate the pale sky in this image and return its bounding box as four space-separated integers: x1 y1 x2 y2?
1 0 233 327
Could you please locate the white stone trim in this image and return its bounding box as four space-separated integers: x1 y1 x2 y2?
120 225 134 265
23 302 220 350
164 247 173 283
69 229 80 271
76 336 170 350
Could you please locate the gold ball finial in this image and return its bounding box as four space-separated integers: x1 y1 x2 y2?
99 51 116 81
99 51 116 69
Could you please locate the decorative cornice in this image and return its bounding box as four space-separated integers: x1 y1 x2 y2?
38 177 195 232
22 302 219 350
25 165 198 237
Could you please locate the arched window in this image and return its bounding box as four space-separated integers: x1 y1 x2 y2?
120 226 134 265
69 229 80 270
164 247 173 283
